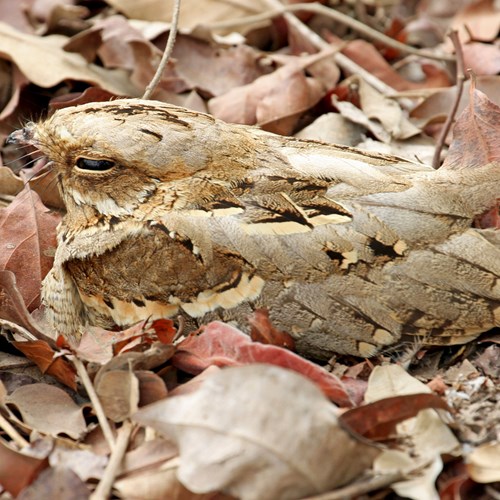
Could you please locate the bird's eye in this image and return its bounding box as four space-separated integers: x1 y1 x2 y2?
75 158 115 172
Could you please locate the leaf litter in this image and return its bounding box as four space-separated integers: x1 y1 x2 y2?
0 1 499 499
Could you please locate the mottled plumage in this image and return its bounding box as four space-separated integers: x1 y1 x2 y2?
11 99 500 358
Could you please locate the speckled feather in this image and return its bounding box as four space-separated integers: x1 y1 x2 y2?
14 99 500 358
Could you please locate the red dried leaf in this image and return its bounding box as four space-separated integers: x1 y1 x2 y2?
248 309 295 349
0 440 49 496
0 271 50 341
0 186 60 310
12 340 77 390
151 318 177 344
339 393 451 440
173 321 356 407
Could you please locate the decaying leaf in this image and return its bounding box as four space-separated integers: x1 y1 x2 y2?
365 365 460 500
6 383 87 439
133 364 378 499
0 186 60 310
173 321 356 407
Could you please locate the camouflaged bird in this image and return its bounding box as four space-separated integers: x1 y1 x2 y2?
9 99 500 359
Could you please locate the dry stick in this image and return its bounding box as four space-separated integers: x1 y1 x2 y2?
142 0 182 99
208 3 454 62
261 0 399 98
0 412 30 448
72 356 116 451
90 421 134 500
303 471 407 500
432 30 466 169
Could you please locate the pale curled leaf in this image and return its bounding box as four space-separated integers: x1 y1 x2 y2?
467 442 500 483
133 365 378 499
366 365 459 500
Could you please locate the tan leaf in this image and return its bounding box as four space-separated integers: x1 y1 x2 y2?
467 442 500 483
6 383 87 438
366 365 460 500
95 368 140 423
0 21 139 95
133 365 377 499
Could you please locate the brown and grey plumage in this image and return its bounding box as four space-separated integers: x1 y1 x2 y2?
10 99 500 358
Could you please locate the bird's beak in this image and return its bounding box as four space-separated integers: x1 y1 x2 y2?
5 125 35 146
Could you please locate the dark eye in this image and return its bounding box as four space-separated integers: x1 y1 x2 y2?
76 158 115 172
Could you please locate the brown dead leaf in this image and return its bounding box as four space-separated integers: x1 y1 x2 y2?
442 86 500 169
133 365 378 499
136 370 169 406
105 0 175 22
0 166 23 197
12 340 77 390
95 367 139 422
17 466 90 500
93 342 175 389
451 0 500 44
340 38 451 91
248 308 295 349
171 35 270 97
411 76 500 128
0 21 139 95
340 393 451 440
0 271 51 341
0 186 60 310
208 51 334 135
6 383 87 438
0 439 49 497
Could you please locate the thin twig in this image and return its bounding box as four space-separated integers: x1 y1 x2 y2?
72 356 116 451
207 3 454 62
142 0 182 100
261 0 400 98
0 411 30 448
303 471 407 500
432 30 466 169
90 421 134 500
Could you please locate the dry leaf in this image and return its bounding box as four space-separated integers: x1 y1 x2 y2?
0 440 49 496
16 467 90 500
6 383 87 439
295 112 365 146
0 21 139 95
467 442 500 483
95 367 140 422
208 51 334 135
173 321 356 407
49 446 108 481
0 186 60 310
12 340 77 390
442 86 500 170
366 365 460 500
133 365 378 499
